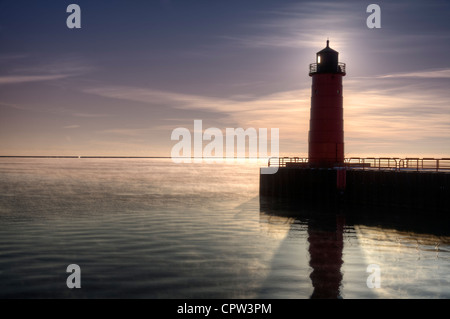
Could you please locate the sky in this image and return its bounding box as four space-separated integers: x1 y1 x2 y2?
1 0 450 157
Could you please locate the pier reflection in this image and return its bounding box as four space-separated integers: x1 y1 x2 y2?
259 197 450 299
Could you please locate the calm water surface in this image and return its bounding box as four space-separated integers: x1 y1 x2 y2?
0 158 449 298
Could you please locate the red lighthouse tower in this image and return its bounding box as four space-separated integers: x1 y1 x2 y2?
308 40 346 167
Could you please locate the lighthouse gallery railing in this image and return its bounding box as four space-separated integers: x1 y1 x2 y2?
309 62 346 75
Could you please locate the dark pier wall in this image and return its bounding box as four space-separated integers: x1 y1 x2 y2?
260 168 450 212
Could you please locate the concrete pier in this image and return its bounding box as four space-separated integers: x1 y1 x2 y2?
260 167 450 213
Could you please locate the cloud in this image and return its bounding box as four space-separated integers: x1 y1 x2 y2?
0 56 92 85
71 112 112 118
342 75 450 157
221 1 359 50
85 70 450 157
85 85 308 133
377 68 450 79
0 100 112 119
97 128 154 137
63 125 80 129
83 85 308 157
0 74 71 85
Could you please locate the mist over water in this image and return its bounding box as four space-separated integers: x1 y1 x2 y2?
0 158 449 298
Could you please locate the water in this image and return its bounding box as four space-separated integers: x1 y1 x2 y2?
0 158 449 298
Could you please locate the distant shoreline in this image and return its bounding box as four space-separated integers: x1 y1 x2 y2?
0 156 171 158
0 156 267 159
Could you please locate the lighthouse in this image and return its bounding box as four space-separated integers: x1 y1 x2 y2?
308 40 346 167
260 41 450 213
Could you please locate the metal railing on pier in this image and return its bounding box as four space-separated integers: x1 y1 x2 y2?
268 157 450 172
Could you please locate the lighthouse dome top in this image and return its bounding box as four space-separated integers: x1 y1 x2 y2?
317 40 338 54
309 40 346 76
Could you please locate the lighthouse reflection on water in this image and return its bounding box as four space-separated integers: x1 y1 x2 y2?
307 213 344 299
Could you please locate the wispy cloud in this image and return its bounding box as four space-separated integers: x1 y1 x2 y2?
85 85 308 135
221 1 359 49
62 125 80 129
343 76 450 156
0 74 71 85
85 73 450 156
97 128 155 137
83 85 309 156
1 101 112 119
0 56 92 85
377 68 450 79
71 112 112 118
